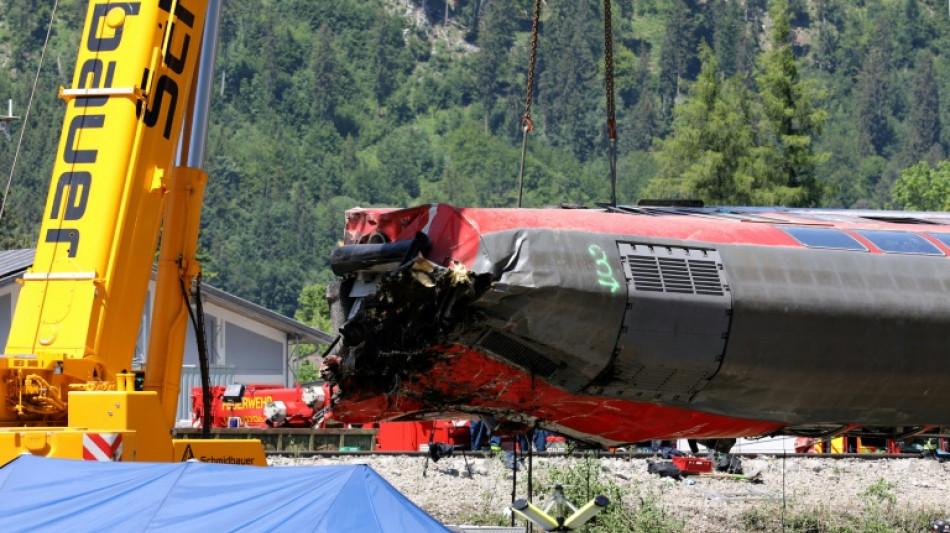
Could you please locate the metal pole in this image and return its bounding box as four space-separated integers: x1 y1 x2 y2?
187 0 223 169
510 444 518 527
518 124 530 208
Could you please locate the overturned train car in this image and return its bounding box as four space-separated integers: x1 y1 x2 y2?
325 203 950 447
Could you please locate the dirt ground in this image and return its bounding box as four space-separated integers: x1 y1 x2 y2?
271 453 950 532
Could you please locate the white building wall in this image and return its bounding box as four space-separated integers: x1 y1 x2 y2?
1 277 292 423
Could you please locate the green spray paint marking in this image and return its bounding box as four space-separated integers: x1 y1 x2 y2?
588 244 620 293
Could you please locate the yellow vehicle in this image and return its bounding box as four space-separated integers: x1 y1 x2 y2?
0 0 263 464
810 436 889 454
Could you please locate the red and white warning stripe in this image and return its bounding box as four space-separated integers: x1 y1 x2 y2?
82 433 123 461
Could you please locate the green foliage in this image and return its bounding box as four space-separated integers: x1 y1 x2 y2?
535 454 685 533
293 282 334 359
1 0 948 322
892 161 950 211
538 0 604 160
861 477 897 507
754 0 828 206
649 8 828 208
854 42 893 157
858 478 899 533
738 495 947 533
900 51 943 166
630 491 686 533
454 488 510 527
474 1 517 131
295 283 333 333
648 43 761 204
295 360 322 383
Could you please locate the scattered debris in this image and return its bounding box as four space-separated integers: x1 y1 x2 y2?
647 460 683 480
649 456 762 483
713 453 744 475
921 449 950 463
697 487 782 501
695 470 763 483
930 519 950 532
672 456 713 474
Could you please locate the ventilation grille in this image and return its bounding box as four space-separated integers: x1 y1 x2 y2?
628 255 724 296
477 331 561 378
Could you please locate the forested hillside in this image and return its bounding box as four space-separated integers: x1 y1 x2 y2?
1 0 949 323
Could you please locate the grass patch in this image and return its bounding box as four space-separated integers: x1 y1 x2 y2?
737 478 948 532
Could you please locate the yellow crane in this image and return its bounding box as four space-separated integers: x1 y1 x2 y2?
0 0 263 464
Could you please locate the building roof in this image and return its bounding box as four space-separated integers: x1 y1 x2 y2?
0 249 333 345
0 249 34 286
199 284 334 344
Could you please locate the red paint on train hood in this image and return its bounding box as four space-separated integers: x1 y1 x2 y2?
342 203 803 267
331 345 782 445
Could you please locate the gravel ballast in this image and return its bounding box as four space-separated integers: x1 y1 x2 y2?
271 453 950 531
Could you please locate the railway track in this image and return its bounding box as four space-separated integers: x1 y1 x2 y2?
175 428 946 462
265 449 929 460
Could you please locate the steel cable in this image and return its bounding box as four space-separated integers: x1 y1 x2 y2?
517 0 543 208
0 0 61 229
604 0 618 207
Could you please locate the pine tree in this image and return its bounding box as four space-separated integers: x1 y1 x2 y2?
787 0 810 27
310 24 341 121
633 45 652 107
754 0 827 206
854 45 892 157
813 0 845 72
625 48 665 151
370 17 406 107
712 0 741 77
658 30 679 116
627 91 664 151
895 0 924 67
733 17 757 86
648 43 758 204
290 181 316 257
474 1 516 132
901 51 942 166
0 199 31 249
657 0 697 115
537 0 602 159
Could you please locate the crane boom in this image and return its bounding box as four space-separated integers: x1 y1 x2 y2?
0 0 263 464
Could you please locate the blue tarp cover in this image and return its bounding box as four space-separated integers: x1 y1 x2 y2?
0 454 451 533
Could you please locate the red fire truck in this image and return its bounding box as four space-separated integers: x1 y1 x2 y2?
190 383 471 451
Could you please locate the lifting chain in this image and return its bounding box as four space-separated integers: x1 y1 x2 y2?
604 0 618 207
0 0 60 227
517 0 543 208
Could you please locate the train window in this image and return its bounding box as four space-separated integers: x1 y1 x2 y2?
781 227 867 251
927 233 950 249
789 213 861 223
853 230 944 255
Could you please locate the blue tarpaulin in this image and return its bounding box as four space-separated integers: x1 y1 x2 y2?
0 454 452 533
